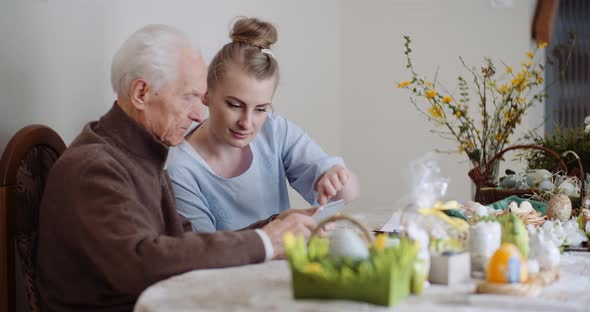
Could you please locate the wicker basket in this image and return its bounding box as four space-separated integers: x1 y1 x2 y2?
468 145 584 205
286 214 418 307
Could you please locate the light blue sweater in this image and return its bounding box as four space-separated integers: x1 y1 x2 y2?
166 114 344 232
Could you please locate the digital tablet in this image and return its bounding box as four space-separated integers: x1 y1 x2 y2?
312 199 346 223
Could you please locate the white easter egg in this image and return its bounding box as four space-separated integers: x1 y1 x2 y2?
557 181 577 197
328 228 369 261
538 180 555 191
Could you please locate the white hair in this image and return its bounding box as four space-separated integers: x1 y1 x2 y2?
111 24 191 97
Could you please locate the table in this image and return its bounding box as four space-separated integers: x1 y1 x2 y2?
134 252 590 312
134 207 590 312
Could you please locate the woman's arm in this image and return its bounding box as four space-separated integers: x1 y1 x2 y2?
276 115 360 205
315 165 361 205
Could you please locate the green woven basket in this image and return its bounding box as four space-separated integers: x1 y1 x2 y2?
285 215 419 307
290 263 413 306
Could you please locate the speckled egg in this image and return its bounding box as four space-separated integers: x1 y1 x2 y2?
547 193 572 222
328 228 369 261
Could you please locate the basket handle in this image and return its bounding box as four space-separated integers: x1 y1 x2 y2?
557 150 585 197
310 214 374 244
482 144 568 179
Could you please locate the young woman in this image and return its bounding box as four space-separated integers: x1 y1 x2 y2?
167 17 360 232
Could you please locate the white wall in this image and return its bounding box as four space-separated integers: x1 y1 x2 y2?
0 0 543 210
340 0 542 212
0 0 342 153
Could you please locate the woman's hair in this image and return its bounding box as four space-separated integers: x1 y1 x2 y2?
208 17 279 90
111 24 191 97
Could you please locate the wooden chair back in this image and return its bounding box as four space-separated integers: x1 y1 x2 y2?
0 125 66 312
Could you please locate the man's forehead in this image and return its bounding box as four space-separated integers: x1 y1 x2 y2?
177 49 207 89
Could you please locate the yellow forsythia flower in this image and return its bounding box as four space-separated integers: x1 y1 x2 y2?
442 95 452 104
537 41 548 48
505 66 513 74
374 234 388 251
304 262 322 274
397 81 411 88
536 75 543 83
526 51 534 59
503 110 514 119
495 133 504 141
499 84 509 94
428 105 443 119
425 89 437 99
455 110 463 117
426 81 433 88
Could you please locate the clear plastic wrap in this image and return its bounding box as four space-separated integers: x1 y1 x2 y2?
381 153 466 252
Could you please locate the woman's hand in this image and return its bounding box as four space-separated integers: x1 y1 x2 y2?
315 165 351 205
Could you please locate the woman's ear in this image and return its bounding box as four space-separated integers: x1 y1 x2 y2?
129 79 151 110
202 91 210 107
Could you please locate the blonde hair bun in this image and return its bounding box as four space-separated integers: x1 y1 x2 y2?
230 17 278 49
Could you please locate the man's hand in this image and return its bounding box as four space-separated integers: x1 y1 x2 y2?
316 165 350 205
261 213 316 259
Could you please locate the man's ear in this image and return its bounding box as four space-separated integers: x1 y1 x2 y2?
202 91 210 107
129 79 151 110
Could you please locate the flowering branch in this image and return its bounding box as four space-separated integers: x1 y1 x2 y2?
397 35 573 174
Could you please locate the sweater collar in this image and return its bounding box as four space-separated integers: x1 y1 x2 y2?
99 102 169 168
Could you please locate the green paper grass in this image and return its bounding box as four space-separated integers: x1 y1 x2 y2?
284 233 419 306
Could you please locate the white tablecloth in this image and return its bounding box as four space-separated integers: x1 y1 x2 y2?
134 251 590 312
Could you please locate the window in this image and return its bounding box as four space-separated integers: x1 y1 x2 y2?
545 0 590 134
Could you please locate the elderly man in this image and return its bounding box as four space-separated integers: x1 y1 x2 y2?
36 25 317 312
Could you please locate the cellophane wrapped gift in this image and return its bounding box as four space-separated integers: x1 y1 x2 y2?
381 154 470 286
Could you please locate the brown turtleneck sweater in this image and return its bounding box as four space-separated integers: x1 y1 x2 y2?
36 103 267 312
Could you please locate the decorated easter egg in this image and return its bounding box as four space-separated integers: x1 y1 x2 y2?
328 228 369 261
547 193 572 222
486 243 528 284
499 213 529 258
